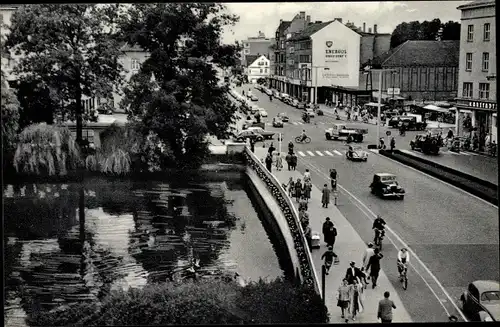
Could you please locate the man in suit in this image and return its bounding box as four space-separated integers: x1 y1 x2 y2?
345 261 363 285
378 291 397 323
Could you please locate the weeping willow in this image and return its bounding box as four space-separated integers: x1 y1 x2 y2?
13 123 82 176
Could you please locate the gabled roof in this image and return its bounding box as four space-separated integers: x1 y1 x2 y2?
277 20 291 34
289 20 334 42
247 55 269 67
120 42 144 52
244 55 259 67
371 40 459 68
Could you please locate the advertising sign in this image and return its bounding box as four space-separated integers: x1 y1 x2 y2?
387 88 401 95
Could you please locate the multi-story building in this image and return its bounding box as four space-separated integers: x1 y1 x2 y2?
241 31 272 75
246 55 271 83
455 0 496 148
369 40 460 103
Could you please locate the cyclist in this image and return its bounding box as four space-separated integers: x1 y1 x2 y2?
397 248 410 279
347 145 354 159
372 215 386 244
300 129 308 142
329 168 337 190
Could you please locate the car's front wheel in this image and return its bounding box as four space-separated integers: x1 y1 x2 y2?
325 133 331 140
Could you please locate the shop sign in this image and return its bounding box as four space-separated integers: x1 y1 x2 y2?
387 88 400 95
457 99 497 111
300 80 307 86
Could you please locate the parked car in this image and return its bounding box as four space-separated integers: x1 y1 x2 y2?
272 117 284 128
291 98 300 107
254 84 262 91
246 127 275 139
296 101 306 110
265 88 273 96
234 130 264 143
273 90 281 100
258 109 268 117
398 116 427 131
279 93 289 101
369 173 405 199
305 108 315 117
277 113 289 122
409 134 443 154
346 146 368 161
460 280 499 322
388 116 402 128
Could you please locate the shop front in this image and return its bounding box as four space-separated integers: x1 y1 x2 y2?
325 86 372 107
456 99 497 151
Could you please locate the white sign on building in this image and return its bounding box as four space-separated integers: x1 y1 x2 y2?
310 20 360 88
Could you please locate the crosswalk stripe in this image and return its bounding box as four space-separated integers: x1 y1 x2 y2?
315 151 324 156
333 150 342 156
297 122 304 125
298 151 306 157
306 151 315 156
459 151 471 156
324 150 334 156
293 122 299 125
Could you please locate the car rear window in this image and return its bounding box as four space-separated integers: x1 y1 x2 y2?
481 291 500 302
381 176 396 182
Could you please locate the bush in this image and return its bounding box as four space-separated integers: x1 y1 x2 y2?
28 278 327 325
13 123 81 176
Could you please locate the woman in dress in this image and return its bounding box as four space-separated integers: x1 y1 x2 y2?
275 152 283 171
287 177 295 197
349 278 364 321
303 181 312 202
294 178 303 202
337 278 351 319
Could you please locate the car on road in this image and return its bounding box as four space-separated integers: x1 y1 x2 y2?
290 98 299 107
325 124 367 142
346 146 368 161
397 116 427 131
272 117 284 128
246 127 275 139
254 84 262 91
265 88 273 96
369 173 405 199
305 108 315 117
277 113 289 122
234 130 264 143
296 101 306 109
258 109 268 117
460 280 499 321
279 92 289 101
250 94 259 101
410 133 443 154
272 90 281 100
388 116 402 128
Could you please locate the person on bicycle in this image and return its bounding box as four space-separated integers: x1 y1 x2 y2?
347 145 354 159
330 168 337 190
304 169 311 183
397 248 410 279
321 246 338 275
372 215 386 244
300 129 308 142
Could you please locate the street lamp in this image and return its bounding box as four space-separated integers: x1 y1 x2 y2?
364 67 398 147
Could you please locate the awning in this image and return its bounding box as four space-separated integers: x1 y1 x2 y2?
364 102 386 107
423 104 450 113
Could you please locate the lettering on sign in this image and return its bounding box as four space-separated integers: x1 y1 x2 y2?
323 73 349 79
458 100 497 110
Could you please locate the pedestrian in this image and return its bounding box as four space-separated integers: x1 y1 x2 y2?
288 140 294 154
345 261 363 285
349 278 364 321
268 142 276 155
322 217 334 245
299 210 309 229
321 246 338 275
337 278 351 319
366 248 384 289
299 194 308 212
287 177 295 195
294 178 302 202
285 152 292 170
378 291 397 323
275 152 283 171
303 181 312 202
304 169 311 183
304 224 312 249
291 152 298 170
329 168 337 190
390 137 395 151
325 223 337 248
321 184 330 208
362 242 376 273
265 153 273 172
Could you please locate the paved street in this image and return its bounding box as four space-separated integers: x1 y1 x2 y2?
236 84 499 322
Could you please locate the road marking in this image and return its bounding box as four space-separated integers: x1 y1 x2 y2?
324 150 334 156
297 122 304 125
462 151 479 156
315 151 324 156
306 151 315 157
296 157 468 321
370 149 497 208
292 122 300 125
333 150 342 156
298 151 306 157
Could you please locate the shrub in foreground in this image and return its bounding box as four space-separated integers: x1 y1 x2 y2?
28 278 328 325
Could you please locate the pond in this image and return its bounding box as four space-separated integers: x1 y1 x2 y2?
3 173 290 326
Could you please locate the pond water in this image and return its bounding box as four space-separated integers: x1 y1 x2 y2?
3 173 289 326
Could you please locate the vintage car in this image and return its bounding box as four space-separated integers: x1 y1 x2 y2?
370 173 405 199
346 146 368 161
265 88 273 96
250 94 259 101
296 100 306 110
272 90 281 100
233 130 264 143
388 116 402 128
272 117 284 128
305 108 315 117
397 116 427 131
246 127 275 139
258 109 268 117
460 280 499 321
277 113 289 122
410 133 443 154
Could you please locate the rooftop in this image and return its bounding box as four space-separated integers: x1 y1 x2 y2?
288 20 334 41
371 40 460 68
244 54 259 67
457 0 495 10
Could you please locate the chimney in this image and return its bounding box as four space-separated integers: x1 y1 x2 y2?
368 27 372 33
280 19 283 24
374 24 378 34
363 22 366 32
335 18 343 23
300 11 305 19
306 15 311 24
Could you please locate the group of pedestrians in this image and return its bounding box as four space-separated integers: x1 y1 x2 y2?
264 143 284 172
287 169 314 247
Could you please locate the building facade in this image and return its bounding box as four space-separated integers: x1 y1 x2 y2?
241 31 272 75
246 55 271 83
455 0 496 148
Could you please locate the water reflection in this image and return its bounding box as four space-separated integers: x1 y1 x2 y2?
4 175 286 326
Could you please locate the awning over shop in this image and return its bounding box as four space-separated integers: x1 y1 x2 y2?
423 104 450 113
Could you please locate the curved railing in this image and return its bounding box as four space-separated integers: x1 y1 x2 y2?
243 146 321 295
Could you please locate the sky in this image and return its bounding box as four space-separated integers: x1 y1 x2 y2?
221 1 469 43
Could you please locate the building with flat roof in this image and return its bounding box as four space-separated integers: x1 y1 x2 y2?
241 31 272 76
455 0 496 148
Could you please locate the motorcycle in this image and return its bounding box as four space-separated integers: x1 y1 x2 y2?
295 135 311 144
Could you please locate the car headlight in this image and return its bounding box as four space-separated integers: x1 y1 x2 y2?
484 316 493 322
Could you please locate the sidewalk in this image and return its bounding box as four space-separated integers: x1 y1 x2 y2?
318 104 378 125
254 147 412 323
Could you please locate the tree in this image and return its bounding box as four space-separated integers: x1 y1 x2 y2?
5 4 125 146
390 21 422 48
390 19 460 48
1 71 20 155
119 3 241 169
441 21 461 40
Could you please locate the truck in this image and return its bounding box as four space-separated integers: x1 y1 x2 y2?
325 124 368 143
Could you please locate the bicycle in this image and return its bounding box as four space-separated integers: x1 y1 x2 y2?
295 136 311 144
399 262 408 290
374 228 385 250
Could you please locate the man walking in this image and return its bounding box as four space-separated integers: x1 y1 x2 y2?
366 248 383 288
321 184 330 208
378 291 397 323
265 153 273 172
326 223 337 248
285 152 292 170
362 242 376 273
322 217 334 246
291 152 298 170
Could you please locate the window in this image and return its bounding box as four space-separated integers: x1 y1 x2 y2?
131 58 140 71
467 25 474 42
244 43 249 48
482 53 489 71
264 62 268 66
280 41 285 49
483 23 490 41
289 47 294 53
260 69 263 73
265 68 268 73
465 53 472 71
306 41 312 49
479 83 490 99
462 82 473 98
244 49 250 54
